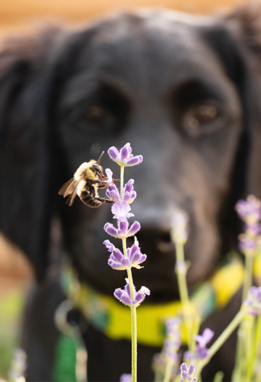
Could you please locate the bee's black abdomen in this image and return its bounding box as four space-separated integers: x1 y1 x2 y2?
80 194 104 208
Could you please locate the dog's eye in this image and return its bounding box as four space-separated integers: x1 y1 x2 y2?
84 104 113 126
184 100 225 137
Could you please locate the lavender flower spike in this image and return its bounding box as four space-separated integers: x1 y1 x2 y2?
195 328 214 359
104 220 141 240
171 211 188 245
120 374 132 382
108 143 143 167
114 279 150 307
238 234 258 256
180 363 197 382
164 317 181 362
243 286 261 315
235 195 261 224
111 201 134 221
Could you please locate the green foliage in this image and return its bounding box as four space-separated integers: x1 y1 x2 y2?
0 289 24 379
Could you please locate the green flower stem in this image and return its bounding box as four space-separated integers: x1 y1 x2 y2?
244 315 254 381
163 360 173 382
196 310 245 378
232 322 244 382
242 254 254 302
247 315 261 382
120 165 137 382
235 251 255 381
123 241 137 382
120 165 124 200
175 242 194 351
131 305 137 382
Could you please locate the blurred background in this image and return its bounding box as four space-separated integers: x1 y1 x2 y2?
0 0 244 379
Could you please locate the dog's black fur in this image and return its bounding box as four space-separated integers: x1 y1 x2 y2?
1 4 261 381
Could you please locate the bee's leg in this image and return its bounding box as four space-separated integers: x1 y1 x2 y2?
95 197 114 204
97 179 120 188
97 182 109 189
89 179 108 189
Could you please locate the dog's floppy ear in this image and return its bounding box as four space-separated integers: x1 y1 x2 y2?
200 4 261 202
0 28 63 281
224 2 261 198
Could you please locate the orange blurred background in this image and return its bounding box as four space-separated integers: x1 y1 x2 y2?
0 0 244 38
0 0 245 285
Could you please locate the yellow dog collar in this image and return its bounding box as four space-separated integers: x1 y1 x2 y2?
60 252 255 347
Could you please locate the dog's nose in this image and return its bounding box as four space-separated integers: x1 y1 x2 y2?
134 226 175 255
156 231 175 252
131 202 189 255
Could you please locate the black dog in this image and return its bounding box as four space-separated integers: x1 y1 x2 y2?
1 3 261 381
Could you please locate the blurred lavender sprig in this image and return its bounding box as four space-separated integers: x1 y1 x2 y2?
233 195 261 382
243 286 261 316
153 318 181 382
8 348 27 382
236 195 261 300
171 211 194 351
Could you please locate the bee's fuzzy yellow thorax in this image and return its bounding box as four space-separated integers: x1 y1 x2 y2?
77 179 88 195
74 161 97 181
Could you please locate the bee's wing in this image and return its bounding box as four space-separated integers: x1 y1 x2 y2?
58 178 76 196
66 186 79 206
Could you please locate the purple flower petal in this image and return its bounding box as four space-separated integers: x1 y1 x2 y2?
103 239 115 252
120 143 131 162
181 371 190 380
128 221 141 237
180 363 188 372
134 292 146 305
120 374 132 382
122 258 130 267
111 201 134 221
196 346 209 359
104 168 113 184
124 179 134 193
108 146 119 161
119 220 128 234
188 364 196 375
114 288 123 300
106 184 121 202
126 155 143 166
112 248 124 262
121 294 132 305
104 223 118 237
195 328 214 347
124 280 132 298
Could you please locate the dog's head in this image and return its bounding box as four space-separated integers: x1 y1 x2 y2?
1 4 261 301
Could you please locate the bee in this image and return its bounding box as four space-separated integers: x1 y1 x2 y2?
58 152 114 208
